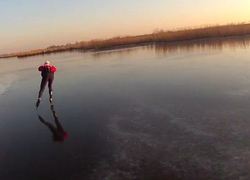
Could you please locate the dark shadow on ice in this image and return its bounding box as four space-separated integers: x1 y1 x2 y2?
38 104 68 142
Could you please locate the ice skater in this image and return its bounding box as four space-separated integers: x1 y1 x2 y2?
36 61 57 108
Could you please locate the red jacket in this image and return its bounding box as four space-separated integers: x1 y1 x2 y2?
38 65 57 73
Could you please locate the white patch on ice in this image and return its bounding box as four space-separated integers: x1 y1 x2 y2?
226 89 250 96
0 74 18 95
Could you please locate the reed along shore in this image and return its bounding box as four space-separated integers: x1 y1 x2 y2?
2 23 250 58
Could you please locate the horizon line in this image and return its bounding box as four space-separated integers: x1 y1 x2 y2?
2 21 250 56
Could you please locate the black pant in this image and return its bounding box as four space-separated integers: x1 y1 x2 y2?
38 73 54 99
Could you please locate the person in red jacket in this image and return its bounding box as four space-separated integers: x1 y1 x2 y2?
36 61 57 108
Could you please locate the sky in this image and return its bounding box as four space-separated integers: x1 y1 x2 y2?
1 0 250 54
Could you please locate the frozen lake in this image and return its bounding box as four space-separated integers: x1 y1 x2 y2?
1 37 250 179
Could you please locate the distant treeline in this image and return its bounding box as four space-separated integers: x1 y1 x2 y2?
2 23 250 58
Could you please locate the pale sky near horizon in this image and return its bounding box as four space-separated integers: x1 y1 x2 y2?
1 0 250 54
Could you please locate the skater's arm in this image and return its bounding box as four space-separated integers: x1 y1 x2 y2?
38 66 44 71
50 66 57 73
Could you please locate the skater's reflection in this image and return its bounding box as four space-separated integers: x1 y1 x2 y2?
38 105 68 142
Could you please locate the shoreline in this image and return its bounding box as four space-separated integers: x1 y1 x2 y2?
2 23 250 59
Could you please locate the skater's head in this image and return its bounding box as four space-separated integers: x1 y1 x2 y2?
44 60 50 66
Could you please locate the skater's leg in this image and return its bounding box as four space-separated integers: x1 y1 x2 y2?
39 78 48 99
48 76 54 102
36 78 48 108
